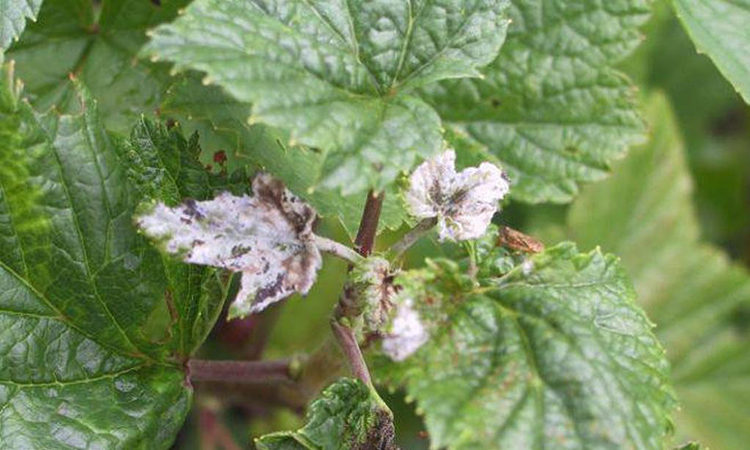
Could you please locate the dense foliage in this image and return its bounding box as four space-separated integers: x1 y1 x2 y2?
0 0 748 449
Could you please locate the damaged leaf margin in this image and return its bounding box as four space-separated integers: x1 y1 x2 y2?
405 149 510 241
136 173 322 318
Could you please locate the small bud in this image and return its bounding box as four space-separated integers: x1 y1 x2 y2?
405 150 509 241
136 174 321 317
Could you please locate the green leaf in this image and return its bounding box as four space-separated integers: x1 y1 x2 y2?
375 241 674 449
5 0 188 131
256 378 395 450
568 93 750 449
117 118 237 357
144 0 511 194
0 0 42 50
160 73 408 238
0 59 191 447
426 0 650 203
671 0 750 104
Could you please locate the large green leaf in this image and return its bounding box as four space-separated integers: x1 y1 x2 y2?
671 0 750 104
144 0 511 195
568 94 750 449
5 0 188 132
159 74 407 238
425 0 650 203
256 378 394 450
375 241 674 449
117 118 236 357
0 0 42 49
0 58 197 448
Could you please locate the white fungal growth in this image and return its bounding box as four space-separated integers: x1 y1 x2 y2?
521 258 534 276
405 149 510 241
136 174 321 318
382 298 429 361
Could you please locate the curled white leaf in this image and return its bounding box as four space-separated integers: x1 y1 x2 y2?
136 174 321 317
382 298 429 362
405 149 510 241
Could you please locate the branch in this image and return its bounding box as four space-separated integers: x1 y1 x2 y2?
331 320 372 386
329 189 383 387
390 217 437 258
314 235 365 265
354 190 384 257
188 359 295 384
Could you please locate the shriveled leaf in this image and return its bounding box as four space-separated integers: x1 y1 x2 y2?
405 149 509 241
160 74 408 238
117 118 239 357
0 60 190 448
672 0 750 104
5 0 188 131
568 93 750 449
256 378 395 450
0 0 42 49
374 241 674 449
426 0 650 203
137 174 322 318
144 0 511 194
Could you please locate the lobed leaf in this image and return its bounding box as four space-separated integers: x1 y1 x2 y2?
0 57 203 448
374 242 674 449
144 0 511 194
671 0 750 104
427 0 651 203
159 74 408 238
0 0 42 50
118 118 237 357
568 93 750 449
5 0 188 131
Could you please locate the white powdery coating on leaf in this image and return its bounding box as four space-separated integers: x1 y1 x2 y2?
382 298 429 361
405 149 510 241
136 174 321 317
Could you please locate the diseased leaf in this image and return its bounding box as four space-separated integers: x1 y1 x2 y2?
117 118 237 357
256 378 395 450
374 240 674 449
137 174 322 318
0 0 42 49
0 59 191 447
144 0 511 194
568 94 750 449
426 0 650 203
405 149 509 241
5 0 188 131
672 0 750 104
159 74 408 239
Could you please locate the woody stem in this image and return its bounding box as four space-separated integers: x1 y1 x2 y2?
330 190 384 386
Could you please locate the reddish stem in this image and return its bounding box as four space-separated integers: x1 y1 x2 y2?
354 190 384 256
188 359 292 384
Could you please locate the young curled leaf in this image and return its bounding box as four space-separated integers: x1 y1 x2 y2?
136 173 321 318
347 257 396 332
405 149 510 241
